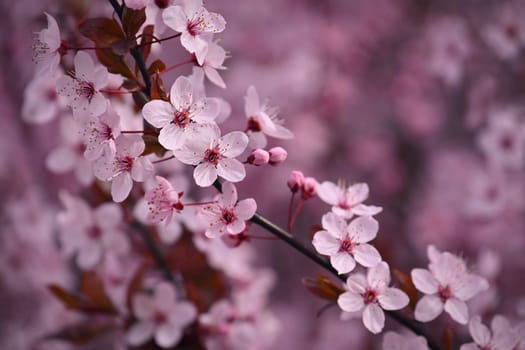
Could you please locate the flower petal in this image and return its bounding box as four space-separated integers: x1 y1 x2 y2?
155 325 182 349
127 321 154 346
353 244 382 268
193 163 217 187
217 158 246 183
337 291 364 313
444 298 469 324
170 76 193 111
414 295 443 322
219 131 248 158
411 268 439 294
468 316 490 347
363 304 385 334
142 100 174 128
330 252 356 274
111 172 133 203
321 212 346 238
312 230 341 256
234 198 257 220
378 287 409 310
347 216 379 243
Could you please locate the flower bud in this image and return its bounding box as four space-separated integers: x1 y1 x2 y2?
287 170 304 193
301 177 318 199
246 148 270 166
268 146 287 166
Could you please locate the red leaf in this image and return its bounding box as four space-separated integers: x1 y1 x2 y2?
95 48 136 81
48 284 92 310
302 275 345 301
78 18 125 46
81 271 117 314
148 59 166 75
44 321 116 345
150 72 168 101
139 25 155 61
122 6 147 39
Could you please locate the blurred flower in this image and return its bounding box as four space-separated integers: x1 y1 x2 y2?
317 181 382 219
32 12 61 76
382 331 429 350
460 315 518 350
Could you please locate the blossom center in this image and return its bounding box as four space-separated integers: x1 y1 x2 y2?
247 116 262 132
173 110 191 128
339 238 354 253
76 80 96 102
187 19 204 36
204 148 221 165
362 289 378 304
499 134 514 150
88 225 102 240
221 209 236 224
505 24 518 39
438 285 451 302
116 155 134 173
153 310 168 325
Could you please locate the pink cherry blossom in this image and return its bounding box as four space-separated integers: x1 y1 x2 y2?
22 73 65 124
411 246 489 325
460 315 518 350
200 182 256 238
482 5 525 61
173 124 248 187
312 212 382 274
287 170 304 193
317 181 383 219
144 0 176 36
80 102 121 161
145 176 184 224
382 331 429 350
337 262 409 334
268 146 287 165
246 148 270 166
162 0 226 65
93 135 154 202
127 281 197 348
56 51 108 118
57 191 130 270
199 39 227 88
244 86 293 148
32 12 61 76
142 76 220 150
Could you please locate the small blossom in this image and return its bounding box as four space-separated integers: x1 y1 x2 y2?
287 170 304 193
32 12 61 76
317 181 382 219
246 149 270 166
94 135 154 202
337 262 409 334
268 146 287 166
411 245 489 325
145 176 184 224
162 0 226 65
482 5 525 61
301 176 318 200
313 212 382 274
80 102 121 161
56 51 108 118
244 86 293 148
142 76 220 150
173 124 248 187
460 315 518 350
127 282 197 348
200 182 257 238
22 73 64 124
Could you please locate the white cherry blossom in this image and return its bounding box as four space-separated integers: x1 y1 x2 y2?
200 182 256 238
316 181 382 219
162 0 226 65
33 12 61 76
244 86 293 148
411 246 489 325
337 262 409 334
142 76 219 150
173 124 248 187
312 212 382 274
460 315 518 350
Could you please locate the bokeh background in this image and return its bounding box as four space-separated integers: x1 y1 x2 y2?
1 0 525 348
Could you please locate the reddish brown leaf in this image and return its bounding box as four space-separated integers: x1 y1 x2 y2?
150 73 168 101
48 284 92 310
96 48 136 81
44 321 116 345
393 269 418 310
139 25 155 61
443 324 453 350
78 18 125 46
122 7 146 39
81 271 117 314
302 275 345 301
148 59 166 75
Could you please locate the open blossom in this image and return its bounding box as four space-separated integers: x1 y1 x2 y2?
22 72 64 124
382 331 429 350
142 76 219 150
80 103 121 161
200 182 256 238
461 315 518 350
145 176 184 224
338 262 409 334
482 5 525 61
199 39 227 88
33 12 61 76
173 124 248 187
56 51 108 118
312 212 381 274
411 246 489 325
127 282 197 348
317 181 382 219
57 191 129 270
162 0 226 64
94 135 154 202
244 86 293 148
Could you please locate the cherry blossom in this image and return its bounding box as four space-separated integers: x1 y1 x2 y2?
145 175 184 224
337 262 409 334
93 135 154 202
22 73 64 124
478 108 525 170
144 0 176 36
382 331 429 350
317 181 383 219
80 103 121 161
200 182 256 238
142 76 219 150
127 282 197 348
57 191 129 270
482 5 525 61
244 86 293 148
460 315 518 350
162 0 226 64
32 12 61 76
246 148 270 166
313 212 381 274
198 39 227 88
56 51 108 118
411 245 489 325
173 124 248 187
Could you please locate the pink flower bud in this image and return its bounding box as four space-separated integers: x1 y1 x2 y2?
268 147 288 166
287 170 304 193
301 177 318 199
247 149 270 166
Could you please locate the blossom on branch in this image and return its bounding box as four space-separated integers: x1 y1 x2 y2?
32 12 61 76
317 181 382 219
460 315 518 350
